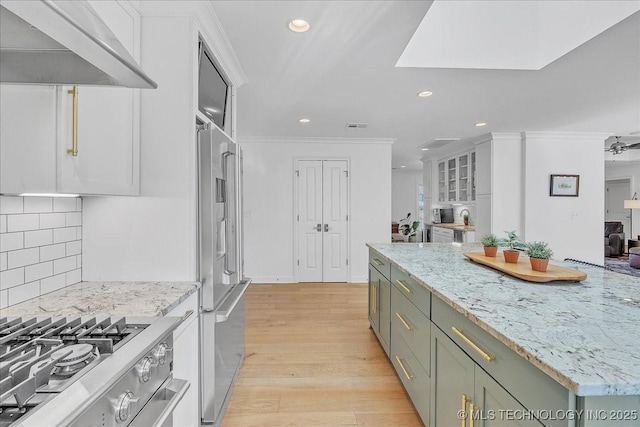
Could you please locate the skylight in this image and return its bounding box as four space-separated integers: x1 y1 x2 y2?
396 1 640 70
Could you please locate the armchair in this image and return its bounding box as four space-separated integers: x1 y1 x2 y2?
604 221 625 257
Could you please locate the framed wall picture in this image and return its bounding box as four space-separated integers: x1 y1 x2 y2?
550 174 580 197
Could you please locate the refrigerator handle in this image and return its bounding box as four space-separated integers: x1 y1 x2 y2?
214 279 251 323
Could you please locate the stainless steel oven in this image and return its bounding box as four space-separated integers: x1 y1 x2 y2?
0 315 189 427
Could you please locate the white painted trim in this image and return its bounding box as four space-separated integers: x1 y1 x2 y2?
522 131 612 141
350 276 367 283
250 277 296 284
239 136 396 145
491 132 523 142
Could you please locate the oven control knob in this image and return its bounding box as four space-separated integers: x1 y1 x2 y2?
135 356 156 382
116 391 139 423
153 342 172 365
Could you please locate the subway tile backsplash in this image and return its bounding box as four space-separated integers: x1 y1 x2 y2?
0 196 82 308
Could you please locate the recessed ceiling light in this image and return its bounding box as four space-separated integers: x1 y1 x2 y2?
288 19 310 33
400 165 406 168
299 118 310 123
417 91 433 97
421 148 429 151
475 122 487 127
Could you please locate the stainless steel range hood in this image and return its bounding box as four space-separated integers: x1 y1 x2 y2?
0 0 157 88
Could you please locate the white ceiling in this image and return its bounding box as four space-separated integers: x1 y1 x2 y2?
211 1 640 170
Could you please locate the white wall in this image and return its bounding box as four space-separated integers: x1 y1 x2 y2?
490 133 524 237
241 139 392 283
392 169 423 224
522 132 607 264
83 16 198 281
606 161 640 239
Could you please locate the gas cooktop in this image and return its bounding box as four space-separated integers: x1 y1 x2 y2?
0 315 182 426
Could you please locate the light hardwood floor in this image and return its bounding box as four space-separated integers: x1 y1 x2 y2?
221 283 423 427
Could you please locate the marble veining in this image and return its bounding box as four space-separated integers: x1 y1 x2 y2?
2 281 199 317
368 242 640 396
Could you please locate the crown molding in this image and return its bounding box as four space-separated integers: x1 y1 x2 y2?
200 1 247 87
138 1 247 87
522 131 612 141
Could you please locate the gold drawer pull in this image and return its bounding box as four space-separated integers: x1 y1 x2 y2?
395 312 413 331
372 258 384 266
182 310 194 320
452 327 495 362
395 355 414 381
395 279 413 294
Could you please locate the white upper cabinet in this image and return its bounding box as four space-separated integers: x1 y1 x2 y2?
0 0 141 196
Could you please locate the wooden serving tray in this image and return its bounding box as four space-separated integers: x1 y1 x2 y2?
464 252 587 283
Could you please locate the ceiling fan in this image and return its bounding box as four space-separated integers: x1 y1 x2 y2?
605 136 640 155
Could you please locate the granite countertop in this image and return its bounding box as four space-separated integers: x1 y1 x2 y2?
367 242 640 397
426 223 476 231
2 281 200 317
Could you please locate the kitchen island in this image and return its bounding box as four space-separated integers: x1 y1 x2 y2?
368 242 639 427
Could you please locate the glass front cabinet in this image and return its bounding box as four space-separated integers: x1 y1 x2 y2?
437 162 446 202
437 150 476 203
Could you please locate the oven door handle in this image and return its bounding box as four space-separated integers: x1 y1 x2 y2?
214 279 251 323
130 377 190 427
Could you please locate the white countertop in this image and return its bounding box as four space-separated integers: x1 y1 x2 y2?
367 242 640 396
2 281 200 317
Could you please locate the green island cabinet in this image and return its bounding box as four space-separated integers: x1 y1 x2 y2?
368 251 391 354
367 248 639 427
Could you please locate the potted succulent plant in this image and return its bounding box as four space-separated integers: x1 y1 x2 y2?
525 241 553 272
480 233 499 257
500 230 521 263
399 213 420 242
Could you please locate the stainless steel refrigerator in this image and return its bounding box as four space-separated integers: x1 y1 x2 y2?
197 123 250 426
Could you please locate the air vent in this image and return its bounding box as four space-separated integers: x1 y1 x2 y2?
346 123 368 129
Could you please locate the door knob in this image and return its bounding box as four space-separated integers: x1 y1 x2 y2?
324 224 330 232
315 224 322 232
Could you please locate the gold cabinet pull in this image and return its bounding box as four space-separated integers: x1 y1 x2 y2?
395 279 413 294
452 327 495 362
372 285 377 314
461 394 470 427
372 258 384 266
469 403 477 427
395 312 413 331
182 310 194 320
67 86 79 156
395 355 414 381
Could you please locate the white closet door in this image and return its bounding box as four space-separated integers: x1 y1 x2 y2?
296 159 349 282
297 160 323 282
322 160 348 282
